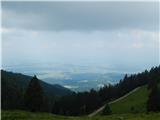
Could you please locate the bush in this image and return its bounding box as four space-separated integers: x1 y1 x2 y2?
102 103 112 115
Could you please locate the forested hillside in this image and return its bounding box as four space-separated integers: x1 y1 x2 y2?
1 70 72 111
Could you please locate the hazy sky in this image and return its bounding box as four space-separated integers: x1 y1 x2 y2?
1 2 159 71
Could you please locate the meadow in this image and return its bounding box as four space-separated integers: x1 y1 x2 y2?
2 110 160 120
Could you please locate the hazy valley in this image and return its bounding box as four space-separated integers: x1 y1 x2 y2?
3 64 124 92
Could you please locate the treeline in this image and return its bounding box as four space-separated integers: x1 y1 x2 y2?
52 89 102 115
52 66 160 116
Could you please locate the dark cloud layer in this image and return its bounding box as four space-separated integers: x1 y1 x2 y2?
2 2 159 31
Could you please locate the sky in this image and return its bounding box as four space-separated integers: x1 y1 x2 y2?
1 2 160 72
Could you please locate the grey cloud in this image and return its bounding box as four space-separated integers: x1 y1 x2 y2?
2 2 159 31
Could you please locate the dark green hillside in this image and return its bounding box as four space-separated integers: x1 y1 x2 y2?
110 85 149 114
99 78 160 114
1 70 72 110
91 83 159 116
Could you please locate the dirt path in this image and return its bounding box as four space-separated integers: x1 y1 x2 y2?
88 87 140 117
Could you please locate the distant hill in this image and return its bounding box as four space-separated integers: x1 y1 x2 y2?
1 70 72 110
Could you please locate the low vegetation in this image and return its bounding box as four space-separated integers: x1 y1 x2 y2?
2 110 160 120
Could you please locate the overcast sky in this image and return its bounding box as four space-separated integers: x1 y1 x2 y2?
1 2 159 72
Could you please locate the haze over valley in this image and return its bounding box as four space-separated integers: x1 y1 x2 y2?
3 63 125 91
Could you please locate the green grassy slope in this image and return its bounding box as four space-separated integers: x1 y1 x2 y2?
2 110 160 120
110 85 150 114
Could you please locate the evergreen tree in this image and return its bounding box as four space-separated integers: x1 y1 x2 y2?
24 75 45 112
102 103 112 115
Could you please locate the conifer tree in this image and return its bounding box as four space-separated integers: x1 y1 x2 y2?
24 75 45 112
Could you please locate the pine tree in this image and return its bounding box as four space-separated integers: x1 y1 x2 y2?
24 75 45 112
102 103 112 115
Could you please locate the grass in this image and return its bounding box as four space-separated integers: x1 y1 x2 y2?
110 85 150 114
2 110 74 120
2 110 160 120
